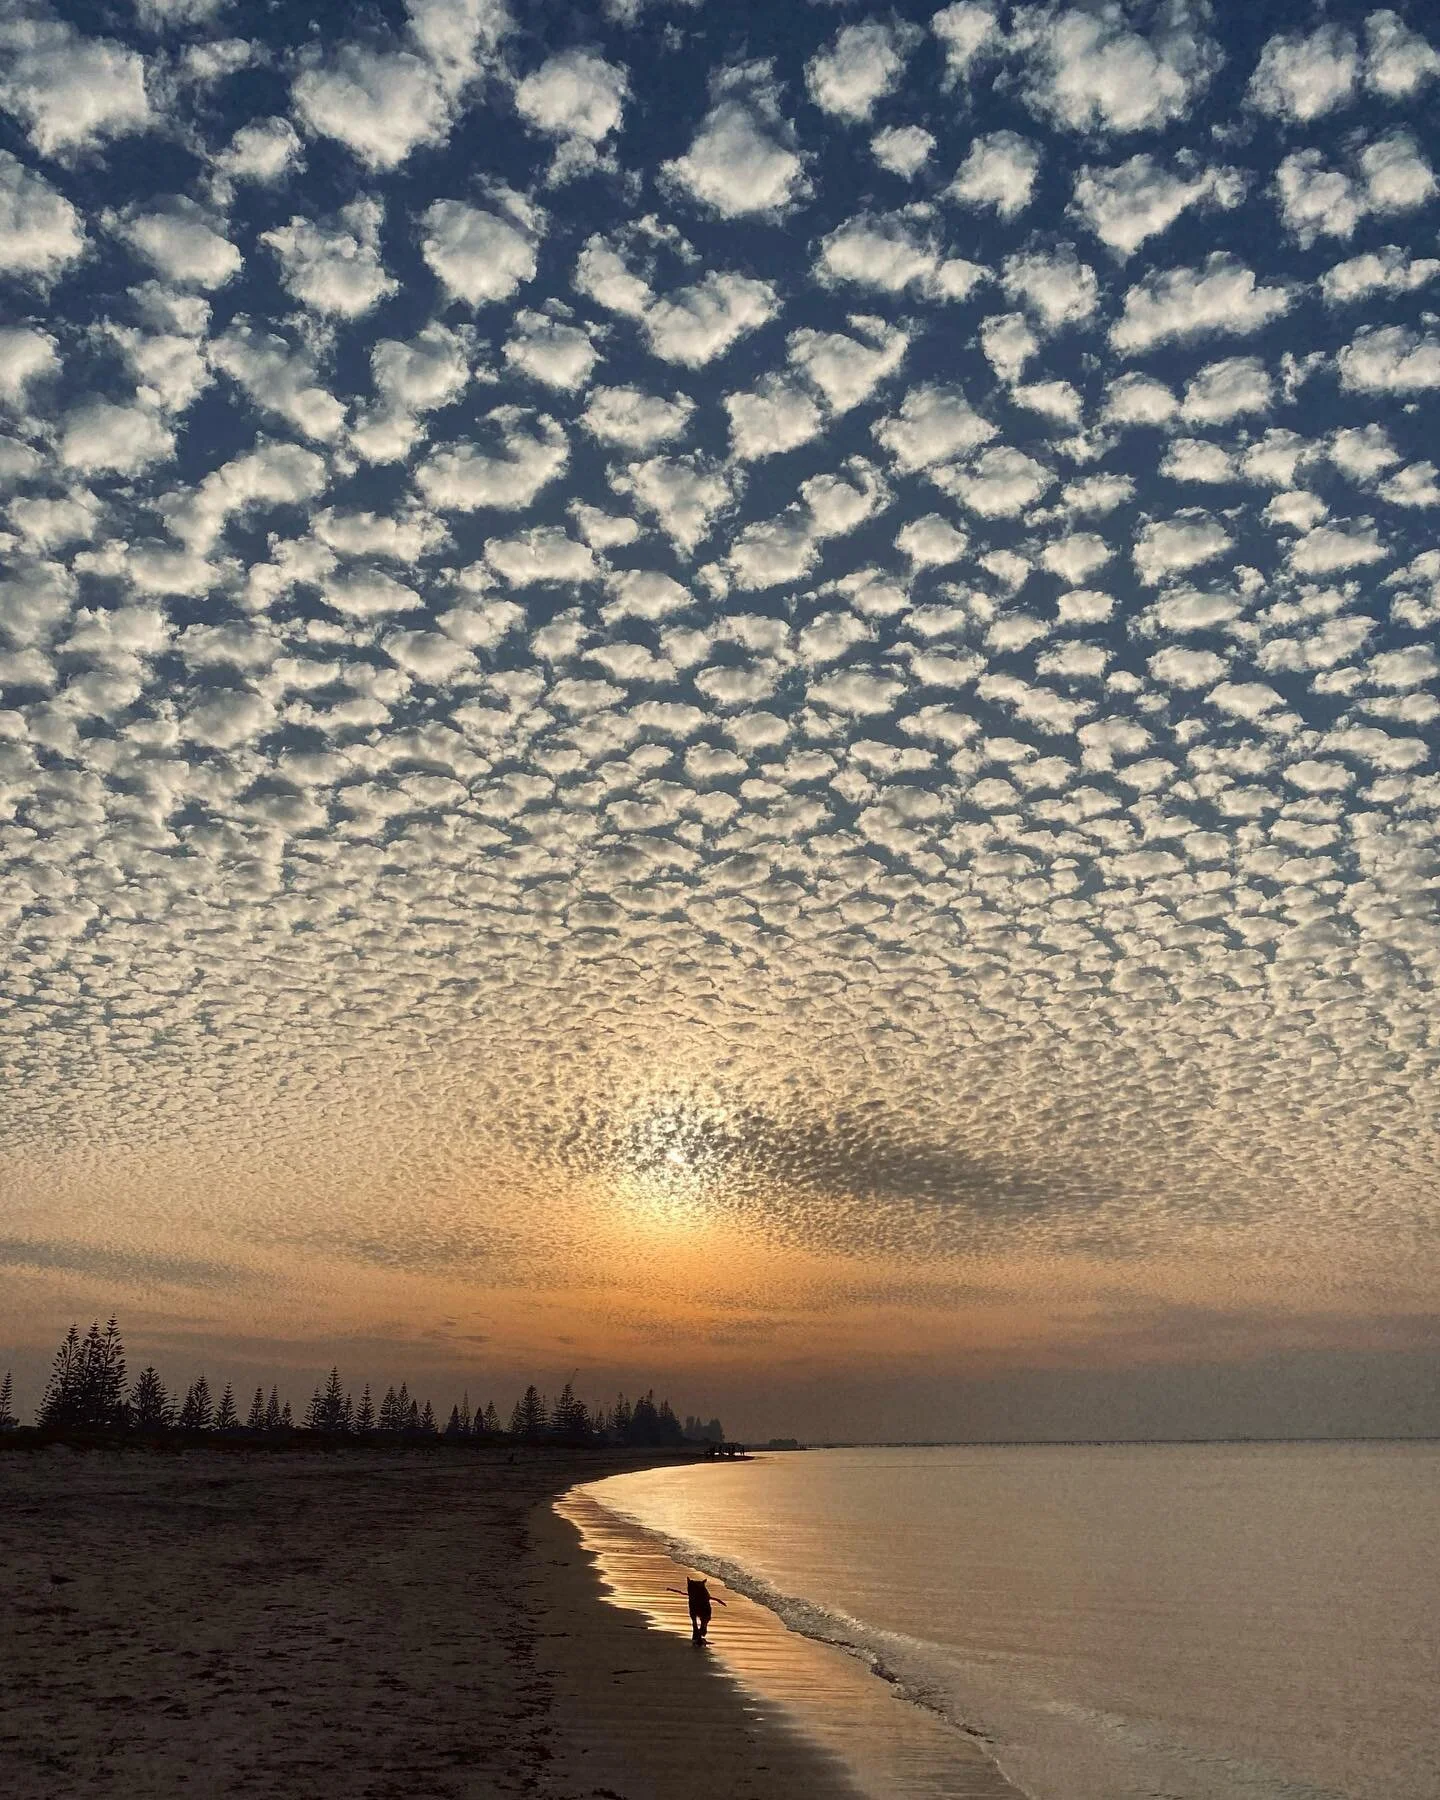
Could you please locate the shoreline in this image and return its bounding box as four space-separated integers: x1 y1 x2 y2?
0 1441 859 1800
559 1472 1028 1800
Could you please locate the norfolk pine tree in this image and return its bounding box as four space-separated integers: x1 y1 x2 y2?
214 1384 239 1431
128 1367 172 1432
0 1370 16 1429
247 1386 266 1430
355 1384 375 1432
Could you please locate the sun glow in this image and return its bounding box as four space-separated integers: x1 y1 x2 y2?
612 1093 732 1230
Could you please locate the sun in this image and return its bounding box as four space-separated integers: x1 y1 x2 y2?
612 1093 732 1231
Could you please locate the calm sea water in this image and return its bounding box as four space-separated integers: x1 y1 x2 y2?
581 1443 1440 1800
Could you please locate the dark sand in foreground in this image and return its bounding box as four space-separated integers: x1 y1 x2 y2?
0 1443 860 1799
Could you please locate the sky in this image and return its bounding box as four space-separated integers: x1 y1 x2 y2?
2 0 1438 1440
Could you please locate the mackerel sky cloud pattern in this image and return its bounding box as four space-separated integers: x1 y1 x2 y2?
1 0 1438 1307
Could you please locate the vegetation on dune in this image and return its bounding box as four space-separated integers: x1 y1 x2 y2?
1 1318 726 1450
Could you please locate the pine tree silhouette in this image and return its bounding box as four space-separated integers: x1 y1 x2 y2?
316 1366 347 1433
264 1386 282 1431
459 1391 472 1435
419 1400 437 1436
215 1384 239 1431
378 1385 400 1432
128 1367 172 1432
179 1376 213 1430
280 1400 293 1428
0 1369 17 1430
355 1384 375 1432
482 1400 500 1435
247 1386 266 1430
303 1387 324 1431
406 1397 420 1433
96 1317 127 1429
444 1404 463 1439
510 1384 546 1441
38 1324 85 1429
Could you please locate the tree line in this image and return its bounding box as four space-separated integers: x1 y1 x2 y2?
0 1318 725 1451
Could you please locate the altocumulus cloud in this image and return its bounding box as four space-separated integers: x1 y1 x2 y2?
0 0 1436 1307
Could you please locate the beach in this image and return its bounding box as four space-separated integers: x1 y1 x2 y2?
0 1442 860 1800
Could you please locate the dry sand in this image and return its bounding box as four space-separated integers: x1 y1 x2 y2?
0 1442 860 1800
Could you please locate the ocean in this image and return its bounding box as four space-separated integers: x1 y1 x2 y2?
569 1442 1440 1800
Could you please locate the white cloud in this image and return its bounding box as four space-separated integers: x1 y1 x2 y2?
214 116 303 185
1016 5 1219 133
211 323 346 440
604 570 692 624
1380 462 1440 509
663 64 806 217
1161 438 1235 484
949 131 1041 220
421 194 541 306
294 46 453 171
416 408 568 510
162 442 329 552
1369 643 1440 687
291 4 505 174
58 402 173 475
873 384 995 472
1337 326 1440 393
897 513 969 568
1111 255 1292 354
1070 154 1243 258
642 271 778 367
1181 356 1272 425
608 454 731 554
1134 515 1232 585
1320 246 1440 306
1001 247 1098 330
1101 372 1178 427
1041 533 1111 584
980 312 1038 382
582 385 694 450
112 201 241 289
1250 26 1357 121
815 210 983 300
724 376 823 461
809 668 907 717
0 153 86 284
111 325 213 415
0 17 153 159
1149 646 1228 689
1330 424 1398 482
573 235 652 318
320 567 424 620
182 688 277 749
935 446 1053 518
1274 151 1365 245
1365 10 1440 100
370 323 471 411
313 507 446 561
263 198 396 318
486 525 596 586
503 311 598 390
931 3 1000 84
1289 524 1386 575
806 21 917 122
0 327 59 406
787 316 909 413
515 47 627 151
1360 133 1436 214
871 125 935 179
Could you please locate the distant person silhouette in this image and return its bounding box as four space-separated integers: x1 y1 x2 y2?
669 1578 726 1639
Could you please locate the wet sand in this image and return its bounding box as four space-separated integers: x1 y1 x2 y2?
554 1486 1025 1800
0 1442 860 1800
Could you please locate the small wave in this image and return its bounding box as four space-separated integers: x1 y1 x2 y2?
576 1484 1015 1761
